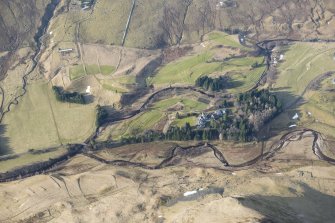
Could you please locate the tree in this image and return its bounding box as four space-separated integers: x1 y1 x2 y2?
96 105 108 127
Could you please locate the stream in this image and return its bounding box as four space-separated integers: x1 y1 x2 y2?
0 0 60 123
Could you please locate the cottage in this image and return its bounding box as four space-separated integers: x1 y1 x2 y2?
197 113 209 127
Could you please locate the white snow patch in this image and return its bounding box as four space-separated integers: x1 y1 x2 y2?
183 190 197 197
276 172 283 175
292 113 299 120
289 124 297 128
49 31 53 35
232 172 236 175
86 86 91 94
279 54 284 60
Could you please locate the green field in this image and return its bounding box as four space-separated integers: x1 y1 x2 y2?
100 65 116 75
149 50 265 91
268 42 335 137
207 31 250 51
228 65 266 93
172 116 197 127
2 82 96 153
148 52 219 86
274 42 335 106
109 96 207 139
101 81 129 93
69 64 86 80
70 64 116 80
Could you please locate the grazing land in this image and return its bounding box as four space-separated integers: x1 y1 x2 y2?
2 82 96 153
1 0 335 222
107 96 208 140
269 42 335 137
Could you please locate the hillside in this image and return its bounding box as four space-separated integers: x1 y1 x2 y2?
0 1 335 222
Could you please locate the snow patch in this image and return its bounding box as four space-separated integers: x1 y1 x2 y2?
292 113 299 120
86 86 91 94
183 191 197 197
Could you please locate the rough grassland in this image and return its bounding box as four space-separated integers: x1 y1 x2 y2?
0 148 67 173
2 82 96 153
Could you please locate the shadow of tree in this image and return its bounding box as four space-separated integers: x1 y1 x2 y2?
0 124 12 155
238 183 335 223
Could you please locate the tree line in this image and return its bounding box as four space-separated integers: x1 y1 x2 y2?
120 125 220 144
52 86 86 104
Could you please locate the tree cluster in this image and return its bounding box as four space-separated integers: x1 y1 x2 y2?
96 105 108 127
52 86 85 104
195 76 229 91
238 89 282 131
196 89 281 142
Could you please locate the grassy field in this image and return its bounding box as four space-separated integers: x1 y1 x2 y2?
101 80 129 93
70 64 116 80
0 147 67 173
268 42 335 137
69 64 86 80
207 31 250 51
2 82 96 153
228 65 266 93
148 52 218 86
172 116 197 127
149 50 265 91
274 42 335 106
109 96 207 140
